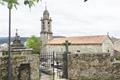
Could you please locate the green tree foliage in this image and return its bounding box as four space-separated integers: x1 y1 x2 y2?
26 35 42 54
0 0 40 9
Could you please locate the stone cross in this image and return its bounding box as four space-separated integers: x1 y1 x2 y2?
62 40 71 79
63 40 71 53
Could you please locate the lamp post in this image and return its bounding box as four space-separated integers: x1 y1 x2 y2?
8 8 12 80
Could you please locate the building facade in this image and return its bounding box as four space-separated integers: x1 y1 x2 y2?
40 9 114 55
47 36 114 54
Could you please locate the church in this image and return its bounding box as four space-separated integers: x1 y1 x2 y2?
40 8 114 55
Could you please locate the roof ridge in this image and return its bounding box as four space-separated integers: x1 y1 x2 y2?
67 35 107 37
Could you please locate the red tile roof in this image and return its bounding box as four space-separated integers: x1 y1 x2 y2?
48 35 108 45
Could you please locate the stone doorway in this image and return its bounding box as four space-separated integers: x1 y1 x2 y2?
18 63 31 80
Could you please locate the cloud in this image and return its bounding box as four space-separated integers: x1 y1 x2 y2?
0 0 120 37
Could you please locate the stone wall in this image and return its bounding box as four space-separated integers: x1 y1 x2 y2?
68 53 120 80
0 54 40 80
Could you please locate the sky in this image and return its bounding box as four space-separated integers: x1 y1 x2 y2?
0 0 120 38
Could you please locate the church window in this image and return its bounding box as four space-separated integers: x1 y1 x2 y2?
73 54 78 58
77 50 80 52
48 22 50 24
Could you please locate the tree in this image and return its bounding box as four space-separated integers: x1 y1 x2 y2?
26 35 42 54
0 0 40 8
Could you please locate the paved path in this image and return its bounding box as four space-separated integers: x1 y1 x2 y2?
41 73 52 80
40 72 67 80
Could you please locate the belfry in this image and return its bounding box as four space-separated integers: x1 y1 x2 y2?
40 7 53 54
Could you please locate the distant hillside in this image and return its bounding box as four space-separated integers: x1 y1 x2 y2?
0 37 28 44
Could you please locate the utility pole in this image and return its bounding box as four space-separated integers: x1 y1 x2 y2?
63 40 71 79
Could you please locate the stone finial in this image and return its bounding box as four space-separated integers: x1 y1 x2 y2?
16 29 18 36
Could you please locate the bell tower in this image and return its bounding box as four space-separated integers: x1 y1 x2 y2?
40 7 53 54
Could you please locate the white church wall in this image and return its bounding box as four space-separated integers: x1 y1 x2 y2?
114 40 120 51
69 44 102 53
47 44 103 54
102 37 114 54
47 45 65 53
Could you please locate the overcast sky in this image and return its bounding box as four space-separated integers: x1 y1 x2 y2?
0 0 120 37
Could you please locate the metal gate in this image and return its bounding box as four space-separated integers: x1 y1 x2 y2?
40 40 71 79
40 52 65 79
